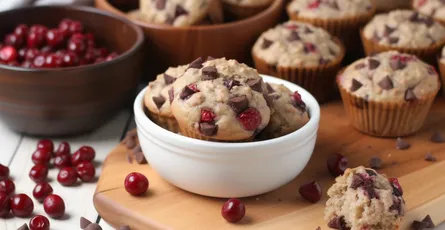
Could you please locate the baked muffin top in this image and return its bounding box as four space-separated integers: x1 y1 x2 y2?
338 51 440 102
287 0 373 19
222 0 272 7
363 10 445 48
252 21 342 67
171 57 271 141
413 0 445 21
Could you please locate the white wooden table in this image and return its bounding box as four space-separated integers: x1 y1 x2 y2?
1 110 444 230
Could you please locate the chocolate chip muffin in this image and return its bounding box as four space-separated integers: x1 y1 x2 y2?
337 51 440 136
258 83 309 139
286 0 375 55
222 0 273 19
171 57 271 141
144 65 188 132
413 0 445 26
361 10 445 64
325 166 405 230
252 21 344 102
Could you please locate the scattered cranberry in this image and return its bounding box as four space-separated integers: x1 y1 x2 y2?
27 32 45 48
55 141 70 156
124 172 149 196
67 39 86 55
43 194 65 218
29 164 49 183
237 108 262 131
21 60 33 68
7 61 19 66
95 47 108 57
84 33 95 47
0 179 15 195
10 193 34 217
33 182 53 202
53 153 71 169
29 215 50 230
0 46 18 62
0 164 9 181
95 57 105 64
18 48 27 60
45 29 64 48
71 146 95 166
37 139 54 153
221 198 246 223
83 49 96 64
57 167 77 186
327 153 348 177
0 191 10 217
32 149 52 165
76 161 95 182
299 181 322 203
4 33 24 48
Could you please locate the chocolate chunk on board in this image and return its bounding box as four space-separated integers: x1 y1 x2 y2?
396 137 410 150
424 153 437 162
134 151 148 164
369 157 382 169
422 215 435 228
411 220 428 230
120 226 131 230
84 223 103 230
430 131 445 143
17 224 29 230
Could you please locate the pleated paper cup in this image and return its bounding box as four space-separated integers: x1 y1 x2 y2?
437 55 445 97
223 1 272 20
360 29 445 66
337 76 439 137
252 38 345 103
146 111 179 134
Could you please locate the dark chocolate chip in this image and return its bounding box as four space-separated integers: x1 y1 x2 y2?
425 153 437 162
319 58 330 65
202 65 218 80
327 216 350 230
80 217 92 229
304 26 313 33
262 38 273 49
329 48 337 56
180 85 198 100
152 95 166 109
229 95 249 114
263 94 278 106
369 157 382 169
174 5 188 19
134 151 147 164
423 17 434 27
120 226 131 230
199 123 218 136
316 227 321 230
368 58 380 70
410 12 421 22
287 31 301 41
156 0 166 10
391 183 403 197
354 63 366 69
84 223 103 230
246 78 263 92
384 25 396 36
224 78 241 90
366 169 377 176
396 137 410 150
364 181 378 199
389 198 403 216
404 88 417 101
388 37 399 44
350 174 365 189
427 66 437 75
189 57 204 69
17 224 29 230
329 1 339 10
164 73 176 85
168 88 174 103
303 43 316 53
422 215 435 228
390 59 406 71
412 220 428 230
378 76 394 90
266 83 275 93
350 79 363 92
430 131 445 143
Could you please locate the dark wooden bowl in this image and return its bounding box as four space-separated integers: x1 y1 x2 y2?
0 6 144 136
95 0 284 80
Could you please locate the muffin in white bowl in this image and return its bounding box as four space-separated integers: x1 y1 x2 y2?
134 75 320 198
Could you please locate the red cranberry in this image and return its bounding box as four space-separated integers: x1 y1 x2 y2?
389 178 403 196
21 60 33 68
43 194 65 218
58 19 73 37
0 164 9 180
55 141 70 156
29 215 50 230
27 32 45 48
32 149 52 165
4 33 24 48
200 109 216 122
33 182 53 202
25 48 40 61
33 55 46 68
53 153 71 169
76 161 95 182
40 45 52 54
221 198 246 223
71 146 95 165
0 191 10 217
57 167 77 186
237 108 262 131
37 139 54 153
45 29 64 48
14 24 29 38
70 33 85 42
29 164 48 183
69 21 84 34
95 47 109 57
18 48 27 61
67 39 86 55
10 193 34 217
44 54 62 68
84 33 95 47
327 153 348 177
0 46 17 62
0 179 15 195
83 49 97 64
29 25 48 35
61 52 79 67
105 52 118 61
124 172 149 196
299 180 322 203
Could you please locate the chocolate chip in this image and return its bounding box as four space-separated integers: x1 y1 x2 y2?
423 17 434 27
174 5 188 19
389 198 403 216
224 78 240 90
168 88 174 103
396 137 410 150
156 0 166 10
410 12 421 22
262 38 273 49
189 57 204 69
369 157 382 169
350 174 364 189
287 31 300 41
134 151 147 164
430 131 445 143
388 37 399 44
422 215 435 228
202 66 218 80
316 227 321 230
263 94 278 106
404 88 417 101
80 217 92 229
303 43 316 53
390 59 406 71
366 169 377 176
84 223 103 230
120 226 131 230
17 224 29 230
384 25 395 36
180 85 198 100
152 95 166 109
354 63 366 69
378 76 394 90
304 26 313 33
364 181 377 199
327 216 349 230
425 153 437 162
246 78 263 92
199 123 218 136
329 1 339 10
266 83 275 93
391 182 403 197
427 66 437 75
319 58 330 65
164 73 175 84
350 79 363 92
412 220 428 230
368 59 380 70
229 95 249 114
329 48 337 56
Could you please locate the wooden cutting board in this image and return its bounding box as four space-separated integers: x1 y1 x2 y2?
94 100 445 230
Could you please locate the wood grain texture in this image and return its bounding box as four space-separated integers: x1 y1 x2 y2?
94 100 445 230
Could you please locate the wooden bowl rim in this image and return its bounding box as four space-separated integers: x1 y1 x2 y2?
96 0 284 31
0 5 144 73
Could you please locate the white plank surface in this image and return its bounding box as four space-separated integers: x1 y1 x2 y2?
0 121 22 166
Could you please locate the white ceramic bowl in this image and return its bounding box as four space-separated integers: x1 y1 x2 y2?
134 75 321 198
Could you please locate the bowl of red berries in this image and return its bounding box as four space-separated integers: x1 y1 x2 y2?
0 6 144 136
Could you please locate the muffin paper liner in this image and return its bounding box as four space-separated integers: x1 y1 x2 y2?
337 78 439 137
438 56 445 97
360 29 445 66
252 38 345 103
146 111 179 134
287 6 375 55
223 1 271 20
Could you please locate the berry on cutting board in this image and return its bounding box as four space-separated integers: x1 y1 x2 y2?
124 172 149 196
221 198 246 223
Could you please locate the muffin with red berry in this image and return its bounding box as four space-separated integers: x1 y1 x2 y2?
252 21 344 102
171 57 271 141
413 0 445 26
337 51 440 137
